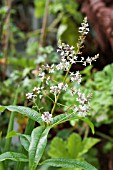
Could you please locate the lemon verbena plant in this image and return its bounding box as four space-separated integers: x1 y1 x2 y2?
0 17 99 170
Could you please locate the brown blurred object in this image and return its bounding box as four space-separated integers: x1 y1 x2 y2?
81 0 113 52
0 58 7 64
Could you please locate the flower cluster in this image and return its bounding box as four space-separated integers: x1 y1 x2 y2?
57 41 77 71
26 86 44 100
72 89 92 117
41 112 53 123
25 17 99 123
50 83 68 95
70 71 82 84
78 17 89 35
77 17 89 54
81 54 99 66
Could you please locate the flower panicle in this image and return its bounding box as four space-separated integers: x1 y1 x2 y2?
25 17 99 123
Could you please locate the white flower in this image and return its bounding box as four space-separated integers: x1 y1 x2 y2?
86 56 92 65
61 58 66 62
70 71 82 84
63 84 68 91
49 64 55 73
33 87 40 92
79 105 87 112
69 58 76 64
56 62 63 70
46 76 50 85
39 72 45 81
58 83 63 90
70 46 74 50
39 95 43 99
78 112 86 117
78 17 89 35
26 93 33 99
73 106 78 113
41 112 53 123
50 86 58 94
73 56 78 60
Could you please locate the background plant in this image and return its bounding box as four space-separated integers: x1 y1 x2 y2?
0 18 99 170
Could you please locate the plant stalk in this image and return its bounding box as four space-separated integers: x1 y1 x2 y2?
3 0 12 80
39 0 50 47
15 119 35 170
96 131 113 142
51 65 72 115
4 88 19 168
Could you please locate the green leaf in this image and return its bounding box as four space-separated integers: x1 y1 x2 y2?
81 118 95 134
41 158 97 170
6 105 43 125
20 135 31 152
6 130 20 138
67 133 82 159
48 137 69 158
0 106 6 112
79 138 100 157
0 152 28 162
34 0 46 18
57 24 67 38
52 113 78 127
6 131 31 151
29 126 50 170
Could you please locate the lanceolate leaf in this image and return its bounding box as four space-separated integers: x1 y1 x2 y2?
6 130 31 151
0 106 6 112
0 152 28 162
6 130 20 138
6 105 43 125
52 113 78 127
81 118 95 134
20 135 31 152
29 126 50 170
41 158 97 170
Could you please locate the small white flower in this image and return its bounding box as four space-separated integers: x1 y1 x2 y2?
39 72 45 81
39 95 43 99
41 112 53 123
58 83 63 90
33 87 40 92
26 93 33 99
56 63 63 70
50 86 58 94
46 76 50 85
78 17 89 35
63 84 68 91
78 112 86 117
79 105 87 112
73 106 78 113
69 58 76 64
86 56 92 65
61 58 66 62
70 46 74 50
73 56 78 60
81 57 84 61
49 64 55 73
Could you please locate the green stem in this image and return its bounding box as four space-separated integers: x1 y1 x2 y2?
15 119 35 170
96 131 113 142
39 0 50 47
0 162 5 170
51 64 72 115
4 88 19 168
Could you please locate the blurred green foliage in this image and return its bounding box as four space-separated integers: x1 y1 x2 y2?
83 64 113 126
48 133 100 170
